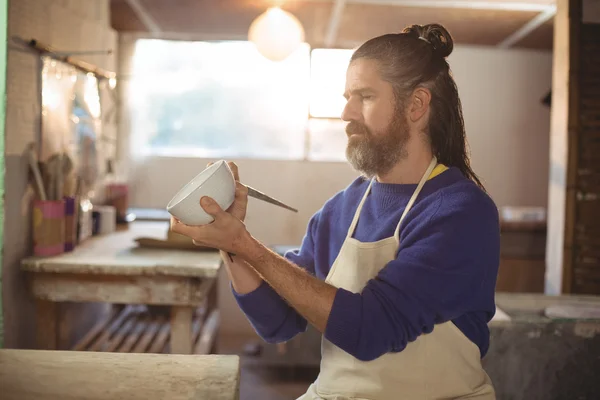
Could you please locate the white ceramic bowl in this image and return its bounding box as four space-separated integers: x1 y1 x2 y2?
166 160 236 225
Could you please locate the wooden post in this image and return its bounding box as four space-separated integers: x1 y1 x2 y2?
546 0 581 295
36 300 59 350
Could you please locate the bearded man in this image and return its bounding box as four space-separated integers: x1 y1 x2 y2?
171 23 500 400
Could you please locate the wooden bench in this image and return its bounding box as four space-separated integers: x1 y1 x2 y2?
0 349 240 400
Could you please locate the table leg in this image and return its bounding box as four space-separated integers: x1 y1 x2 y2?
36 300 59 350
207 280 218 353
170 306 193 354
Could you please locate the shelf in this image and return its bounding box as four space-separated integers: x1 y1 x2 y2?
72 304 219 354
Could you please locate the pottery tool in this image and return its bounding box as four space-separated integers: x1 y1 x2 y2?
245 185 298 213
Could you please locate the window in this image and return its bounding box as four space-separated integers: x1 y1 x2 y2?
309 48 353 119
306 48 353 161
128 39 354 161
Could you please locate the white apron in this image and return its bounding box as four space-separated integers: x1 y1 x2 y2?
298 157 495 400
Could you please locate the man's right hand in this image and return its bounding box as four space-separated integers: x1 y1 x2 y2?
208 162 261 294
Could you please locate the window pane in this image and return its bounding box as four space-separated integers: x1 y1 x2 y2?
307 118 348 161
309 48 353 118
128 39 311 159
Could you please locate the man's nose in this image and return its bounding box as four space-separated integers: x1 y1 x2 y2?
341 101 359 122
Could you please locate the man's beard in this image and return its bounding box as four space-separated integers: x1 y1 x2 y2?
345 114 409 178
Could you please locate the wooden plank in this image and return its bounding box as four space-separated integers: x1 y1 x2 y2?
0 349 241 400
88 307 136 352
29 272 207 306
194 311 220 355
105 311 140 352
132 316 163 353
191 316 203 346
36 300 58 350
118 316 149 352
72 308 119 351
171 306 194 354
148 322 170 353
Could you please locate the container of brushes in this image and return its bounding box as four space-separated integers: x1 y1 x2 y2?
32 199 65 256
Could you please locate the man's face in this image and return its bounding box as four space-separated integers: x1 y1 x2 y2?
342 58 409 178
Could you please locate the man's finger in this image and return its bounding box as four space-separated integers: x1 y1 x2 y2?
228 161 240 181
200 196 224 216
170 217 197 237
192 239 215 248
235 181 249 199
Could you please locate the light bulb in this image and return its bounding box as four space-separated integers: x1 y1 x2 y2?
248 7 305 62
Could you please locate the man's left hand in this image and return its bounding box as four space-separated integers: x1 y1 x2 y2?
170 196 250 255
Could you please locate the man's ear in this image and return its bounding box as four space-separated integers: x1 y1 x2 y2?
408 88 431 122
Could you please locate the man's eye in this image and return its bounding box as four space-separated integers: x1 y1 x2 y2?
362 95 373 100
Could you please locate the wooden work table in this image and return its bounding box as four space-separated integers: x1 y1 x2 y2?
21 221 223 354
0 349 240 400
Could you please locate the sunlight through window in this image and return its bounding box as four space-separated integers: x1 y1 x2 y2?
127 39 354 161
309 48 353 119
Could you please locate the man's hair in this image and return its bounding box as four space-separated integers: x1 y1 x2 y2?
351 23 484 189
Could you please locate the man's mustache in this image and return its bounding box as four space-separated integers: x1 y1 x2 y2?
346 122 370 137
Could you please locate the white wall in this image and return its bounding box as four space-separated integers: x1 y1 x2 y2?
119 39 552 335
3 0 118 348
449 46 552 210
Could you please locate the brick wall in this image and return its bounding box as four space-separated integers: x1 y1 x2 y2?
570 22 600 295
3 0 118 348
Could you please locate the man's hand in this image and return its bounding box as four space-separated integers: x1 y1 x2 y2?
170 196 251 256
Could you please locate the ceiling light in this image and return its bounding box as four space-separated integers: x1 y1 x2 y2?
248 6 305 62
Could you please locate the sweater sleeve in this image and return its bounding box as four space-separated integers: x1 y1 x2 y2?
232 212 320 343
324 190 500 361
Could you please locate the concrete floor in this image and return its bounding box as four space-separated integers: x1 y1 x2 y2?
218 335 319 400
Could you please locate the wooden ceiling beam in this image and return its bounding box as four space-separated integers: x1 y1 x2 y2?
497 5 556 48
305 0 556 12
125 0 161 33
324 0 347 47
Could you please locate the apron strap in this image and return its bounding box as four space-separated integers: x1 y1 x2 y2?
393 156 438 243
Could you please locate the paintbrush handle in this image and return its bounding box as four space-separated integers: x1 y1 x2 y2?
245 185 298 213
27 146 47 201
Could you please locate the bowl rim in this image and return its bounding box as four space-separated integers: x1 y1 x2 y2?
166 160 229 210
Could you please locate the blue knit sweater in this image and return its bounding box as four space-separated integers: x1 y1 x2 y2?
234 167 500 361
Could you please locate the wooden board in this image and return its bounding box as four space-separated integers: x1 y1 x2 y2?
29 272 214 306
0 349 240 400
134 237 213 251
21 221 222 278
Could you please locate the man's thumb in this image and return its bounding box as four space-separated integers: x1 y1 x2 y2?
200 196 222 214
